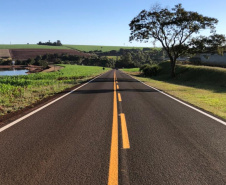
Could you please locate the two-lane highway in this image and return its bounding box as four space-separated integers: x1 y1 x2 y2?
0 69 226 185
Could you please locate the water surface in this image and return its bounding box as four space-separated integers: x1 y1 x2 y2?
0 68 28 76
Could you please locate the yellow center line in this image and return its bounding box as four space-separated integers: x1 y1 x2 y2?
120 113 130 149
108 71 118 185
118 93 122 102
117 85 119 89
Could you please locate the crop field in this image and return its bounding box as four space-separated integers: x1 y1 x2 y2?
0 65 110 116
0 44 145 51
0 44 69 50
0 44 161 53
10 49 92 60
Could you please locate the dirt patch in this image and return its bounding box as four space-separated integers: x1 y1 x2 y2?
42 65 64 72
26 65 44 73
10 49 92 60
0 49 11 58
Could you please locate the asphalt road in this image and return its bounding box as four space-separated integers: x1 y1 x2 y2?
0 69 226 185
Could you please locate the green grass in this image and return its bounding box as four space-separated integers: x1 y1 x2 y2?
122 62 226 120
121 68 139 72
0 44 70 50
0 65 110 116
106 56 119 60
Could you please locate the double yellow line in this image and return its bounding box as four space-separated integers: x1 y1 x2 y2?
108 71 130 185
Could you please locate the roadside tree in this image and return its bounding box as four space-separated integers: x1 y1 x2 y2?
129 4 225 77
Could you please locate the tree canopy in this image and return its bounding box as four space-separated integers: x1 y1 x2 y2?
129 4 226 77
37 40 62 46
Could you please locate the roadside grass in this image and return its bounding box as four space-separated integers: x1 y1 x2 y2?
0 65 110 116
121 68 140 72
121 62 226 120
0 44 69 50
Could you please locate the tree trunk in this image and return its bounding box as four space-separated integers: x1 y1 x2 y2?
170 59 176 78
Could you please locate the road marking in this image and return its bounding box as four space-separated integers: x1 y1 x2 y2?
118 93 122 102
120 113 130 149
117 85 119 89
122 71 226 126
108 71 118 185
0 71 111 133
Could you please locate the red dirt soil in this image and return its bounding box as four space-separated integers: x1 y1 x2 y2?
10 49 91 60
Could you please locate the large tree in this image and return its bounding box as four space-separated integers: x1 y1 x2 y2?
129 4 225 77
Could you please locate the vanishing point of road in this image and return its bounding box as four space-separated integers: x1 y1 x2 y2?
0 70 226 185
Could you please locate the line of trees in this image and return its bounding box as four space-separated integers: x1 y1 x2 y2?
37 40 62 46
15 53 115 68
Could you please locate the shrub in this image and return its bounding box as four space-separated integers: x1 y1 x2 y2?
189 57 201 65
140 64 161 77
38 60 49 69
15 60 22 65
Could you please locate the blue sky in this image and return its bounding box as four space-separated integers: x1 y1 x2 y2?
0 0 225 47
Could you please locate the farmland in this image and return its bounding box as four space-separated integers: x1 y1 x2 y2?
0 65 110 116
0 44 149 52
10 49 92 60
0 44 69 50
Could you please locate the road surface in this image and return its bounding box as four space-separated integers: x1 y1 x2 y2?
0 70 226 185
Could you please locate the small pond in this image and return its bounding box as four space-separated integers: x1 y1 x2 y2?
0 68 29 76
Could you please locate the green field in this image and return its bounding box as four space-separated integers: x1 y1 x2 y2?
0 44 161 52
121 63 226 120
0 44 70 50
0 65 110 116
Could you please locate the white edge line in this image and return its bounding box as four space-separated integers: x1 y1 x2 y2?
121 71 226 126
0 71 110 133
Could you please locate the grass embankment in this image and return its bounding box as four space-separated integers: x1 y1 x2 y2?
0 65 110 116
121 62 226 120
0 44 70 50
